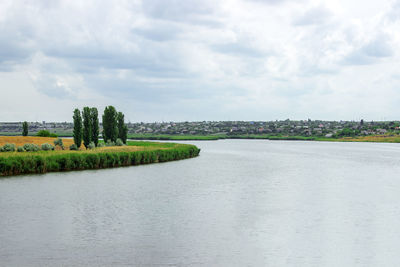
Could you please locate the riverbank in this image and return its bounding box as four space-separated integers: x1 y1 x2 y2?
0 141 200 176
2 133 400 144
127 133 400 143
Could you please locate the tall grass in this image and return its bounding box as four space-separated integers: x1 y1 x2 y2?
128 134 222 140
0 142 200 176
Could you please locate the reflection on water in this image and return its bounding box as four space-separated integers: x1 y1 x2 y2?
1 140 400 266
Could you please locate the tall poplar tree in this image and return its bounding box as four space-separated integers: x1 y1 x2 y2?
117 112 128 144
73 108 82 148
90 107 99 147
82 107 92 149
102 106 118 143
22 121 28 136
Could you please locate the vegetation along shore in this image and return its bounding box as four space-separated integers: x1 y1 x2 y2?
0 138 200 177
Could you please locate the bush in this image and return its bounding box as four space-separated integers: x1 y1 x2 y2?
2 143 16 152
116 138 124 146
88 142 95 149
69 144 78 150
97 142 105 147
106 140 115 147
36 130 57 137
17 146 25 152
23 143 40 152
41 143 54 151
54 138 65 150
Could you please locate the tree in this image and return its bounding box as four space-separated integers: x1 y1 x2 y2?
90 107 99 147
82 107 92 149
117 112 128 144
36 130 57 137
102 106 118 143
73 108 82 148
22 121 28 136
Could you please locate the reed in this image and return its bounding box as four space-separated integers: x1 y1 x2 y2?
0 142 200 176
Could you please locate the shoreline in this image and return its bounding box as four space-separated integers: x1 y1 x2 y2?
125 134 400 144
0 141 200 177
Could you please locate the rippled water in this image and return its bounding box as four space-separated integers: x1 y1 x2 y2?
1 140 400 266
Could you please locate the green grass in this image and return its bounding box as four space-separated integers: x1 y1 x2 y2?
0 141 200 176
128 134 320 141
227 134 316 140
128 134 222 140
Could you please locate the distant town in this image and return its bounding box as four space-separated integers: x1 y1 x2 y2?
0 120 398 138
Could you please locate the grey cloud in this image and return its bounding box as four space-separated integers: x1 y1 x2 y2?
32 74 76 99
342 52 376 65
0 18 36 70
0 41 32 70
293 6 332 26
247 0 301 5
141 0 221 27
85 73 220 105
362 38 393 58
212 42 266 58
40 36 190 78
342 35 393 65
132 23 182 42
386 0 400 21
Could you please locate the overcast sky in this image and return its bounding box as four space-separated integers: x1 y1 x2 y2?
1 0 400 122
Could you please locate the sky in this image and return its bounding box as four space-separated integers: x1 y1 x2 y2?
1 0 400 122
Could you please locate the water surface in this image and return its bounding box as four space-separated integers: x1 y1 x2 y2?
1 140 400 266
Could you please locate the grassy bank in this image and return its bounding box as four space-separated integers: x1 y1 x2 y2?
0 141 200 177
128 134 223 140
128 133 400 143
128 134 317 141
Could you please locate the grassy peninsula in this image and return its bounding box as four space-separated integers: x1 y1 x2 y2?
0 137 200 177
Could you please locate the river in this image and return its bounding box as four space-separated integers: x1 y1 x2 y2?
1 140 400 266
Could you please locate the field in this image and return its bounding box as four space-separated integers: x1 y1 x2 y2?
0 136 75 149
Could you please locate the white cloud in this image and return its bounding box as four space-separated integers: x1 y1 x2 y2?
0 0 400 121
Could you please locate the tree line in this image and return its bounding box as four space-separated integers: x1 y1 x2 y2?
73 106 128 149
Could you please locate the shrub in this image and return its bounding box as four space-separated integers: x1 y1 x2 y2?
116 138 124 146
88 142 95 149
69 144 78 150
17 146 25 152
37 130 52 137
97 142 105 147
23 143 40 152
54 138 64 150
41 143 54 151
106 140 115 147
2 143 16 152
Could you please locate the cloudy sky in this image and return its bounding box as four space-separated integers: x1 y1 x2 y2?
1 0 400 122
